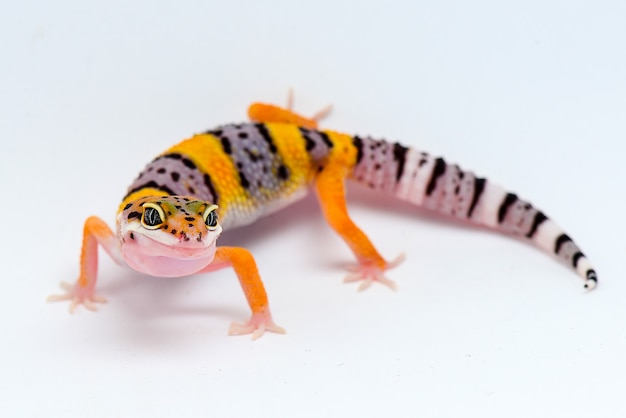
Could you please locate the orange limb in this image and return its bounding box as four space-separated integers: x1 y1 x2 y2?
247 90 332 129
203 247 285 339
48 216 122 312
248 103 320 129
314 162 404 290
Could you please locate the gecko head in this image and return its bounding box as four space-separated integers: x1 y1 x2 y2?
117 196 223 277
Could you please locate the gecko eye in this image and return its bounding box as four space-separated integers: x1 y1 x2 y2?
141 203 165 229
203 204 219 230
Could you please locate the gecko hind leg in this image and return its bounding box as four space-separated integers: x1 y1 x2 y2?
315 161 405 291
344 253 406 291
247 89 332 129
285 88 333 122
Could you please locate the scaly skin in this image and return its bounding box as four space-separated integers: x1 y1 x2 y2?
49 94 597 339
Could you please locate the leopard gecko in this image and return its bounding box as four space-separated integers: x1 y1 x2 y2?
48 96 597 339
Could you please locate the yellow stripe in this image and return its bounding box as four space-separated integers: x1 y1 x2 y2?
118 188 169 213
264 123 316 187
165 133 249 213
322 130 358 168
116 126 355 216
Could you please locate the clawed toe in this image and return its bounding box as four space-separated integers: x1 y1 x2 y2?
47 281 107 313
228 309 285 339
343 253 405 291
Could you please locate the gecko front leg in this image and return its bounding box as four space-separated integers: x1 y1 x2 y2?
48 216 123 312
202 247 285 339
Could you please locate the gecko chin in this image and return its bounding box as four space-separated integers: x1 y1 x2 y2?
121 233 217 277
124 252 216 277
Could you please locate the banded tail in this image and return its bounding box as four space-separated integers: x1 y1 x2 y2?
349 135 597 289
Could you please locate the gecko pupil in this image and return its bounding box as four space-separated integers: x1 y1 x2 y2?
205 211 217 228
144 207 162 226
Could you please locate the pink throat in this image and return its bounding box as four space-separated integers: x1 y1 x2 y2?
121 235 217 277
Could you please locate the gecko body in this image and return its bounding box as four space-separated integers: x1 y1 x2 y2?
49 98 597 338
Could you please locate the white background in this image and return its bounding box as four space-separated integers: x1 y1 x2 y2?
2 1 625 417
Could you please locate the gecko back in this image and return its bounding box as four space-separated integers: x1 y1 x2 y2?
49 98 597 339
125 116 596 288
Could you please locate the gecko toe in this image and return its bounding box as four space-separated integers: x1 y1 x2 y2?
343 253 404 291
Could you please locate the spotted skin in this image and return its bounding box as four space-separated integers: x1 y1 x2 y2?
49 98 597 340
123 122 597 287
127 154 217 203
119 195 210 244
352 135 596 287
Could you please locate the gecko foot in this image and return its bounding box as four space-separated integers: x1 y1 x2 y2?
47 281 107 313
344 253 406 291
286 88 333 122
228 308 286 340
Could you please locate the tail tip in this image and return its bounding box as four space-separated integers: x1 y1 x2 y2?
584 270 598 290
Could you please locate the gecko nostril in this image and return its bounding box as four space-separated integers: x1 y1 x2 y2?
180 231 190 242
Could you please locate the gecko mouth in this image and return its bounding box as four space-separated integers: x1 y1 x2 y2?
121 232 218 277
128 232 214 260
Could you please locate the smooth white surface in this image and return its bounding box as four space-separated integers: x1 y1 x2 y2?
2 1 625 417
